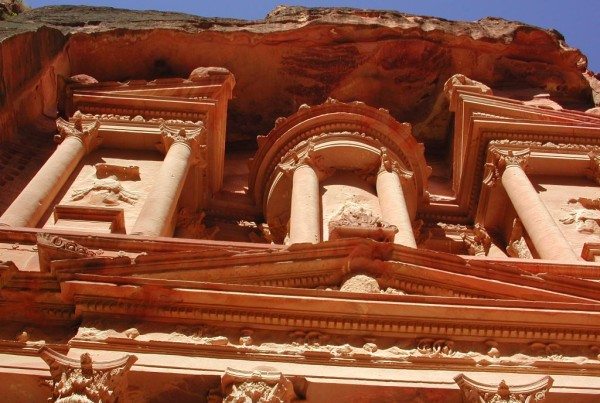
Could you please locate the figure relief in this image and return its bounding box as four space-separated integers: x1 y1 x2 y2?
454 374 553 403
560 197 600 237
461 224 492 256
39 347 137 403
328 202 397 242
70 164 140 206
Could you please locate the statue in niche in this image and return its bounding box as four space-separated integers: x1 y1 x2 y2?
70 163 140 206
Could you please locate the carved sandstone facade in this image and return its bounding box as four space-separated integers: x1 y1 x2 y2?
0 5 600 403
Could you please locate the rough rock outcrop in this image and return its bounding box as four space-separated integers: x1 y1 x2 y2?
0 5 598 149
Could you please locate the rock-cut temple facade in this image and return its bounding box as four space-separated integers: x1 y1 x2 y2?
1 5 600 402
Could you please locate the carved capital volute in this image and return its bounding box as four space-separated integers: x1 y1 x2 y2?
213 367 298 403
55 111 101 153
39 347 137 403
378 147 413 181
454 374 553 403
279 138 334 180
485 146 531 187
160 123 207 166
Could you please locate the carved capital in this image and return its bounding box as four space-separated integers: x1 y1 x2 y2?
280 138 334 180
39 347 137 403
454 374 553 403
160 123 207 166
55 111 101 153
378 147 413 180
213 367 298 403
461 224 492 256
485 147 530 187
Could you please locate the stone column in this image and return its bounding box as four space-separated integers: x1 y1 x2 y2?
376 148 417 247
289 162 321 244
0 114 99 228
131 125 204 237
492 148 578 261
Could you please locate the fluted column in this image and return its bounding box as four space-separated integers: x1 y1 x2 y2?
376 148 417 247
492 148 578 261
132 125 204 237
289 161 321 244
0 114 100 227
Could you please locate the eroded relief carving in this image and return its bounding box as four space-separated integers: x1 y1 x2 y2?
211 368 297 403
454 374 553 403
461 224 492 256
506 219 533 259
175 208 220 239
70 163 140 206
560 197 600 236
39 347 137 403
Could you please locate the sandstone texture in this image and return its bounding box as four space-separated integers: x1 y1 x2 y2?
0 5 598 150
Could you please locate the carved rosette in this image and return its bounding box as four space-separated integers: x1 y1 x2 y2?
160 123 207 166
39 347 137 403
55 111 101 152
454 374 553 403
485 146 531 187
211 368 297 403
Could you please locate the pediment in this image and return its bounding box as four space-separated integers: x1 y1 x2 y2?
43 236 600 304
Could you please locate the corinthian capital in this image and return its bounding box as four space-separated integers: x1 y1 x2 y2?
378 147 413 180
160 123 207 166
211 367 298 403
39 347 137 403
55 111 101 152
279 138 334 180
485 146 531 187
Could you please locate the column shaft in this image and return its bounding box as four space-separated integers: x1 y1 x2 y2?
376 170 417 247
132 142 192 237
289 164 320 244
0 136 85 227
501 165 578 261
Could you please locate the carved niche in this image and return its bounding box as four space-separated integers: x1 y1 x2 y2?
39 347 137 403
454 374 553 403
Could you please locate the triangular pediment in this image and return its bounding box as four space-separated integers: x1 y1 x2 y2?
42 236 600 304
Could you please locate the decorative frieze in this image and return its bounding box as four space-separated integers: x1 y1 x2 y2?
39 347 137 403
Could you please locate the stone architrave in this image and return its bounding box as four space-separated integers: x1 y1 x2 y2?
376 147 417 247
0 112 100 228
131 124 205 237
454 374 553 403
489 146 578 261
216 367 297 403
39 347 137 403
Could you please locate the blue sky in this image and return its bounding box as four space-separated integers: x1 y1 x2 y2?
28 1 599 72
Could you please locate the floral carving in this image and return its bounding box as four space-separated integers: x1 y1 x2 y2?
39 347 137 403
379 147 413 179
417 338 455 357
454 374 553 403
55 111 101 152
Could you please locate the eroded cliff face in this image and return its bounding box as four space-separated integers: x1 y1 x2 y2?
0 5 599 149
